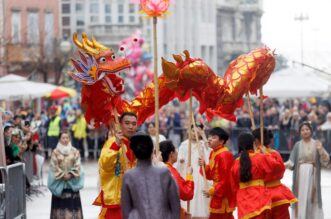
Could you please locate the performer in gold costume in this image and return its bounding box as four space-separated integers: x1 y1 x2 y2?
93 112 138 219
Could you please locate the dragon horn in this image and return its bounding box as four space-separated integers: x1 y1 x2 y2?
172 54 184 64
82 39 99 54
92 36 109 51
82 32 94 47
162 57 179 80
183 50 190 60
73 32 83 50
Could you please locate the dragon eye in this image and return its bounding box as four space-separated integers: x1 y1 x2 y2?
99 57 106 63
111 54 116 60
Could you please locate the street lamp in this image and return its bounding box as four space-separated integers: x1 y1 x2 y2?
294 13 309 65
60 35 72 55
59 35 72 86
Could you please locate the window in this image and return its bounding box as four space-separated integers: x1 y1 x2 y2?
27 12 39 44
90 16 98 23
76 3 84 13
77 29 84 34
250 19 257 41
201 45 206 59
118 15 123 23
105 16 112 23
44 12 54 52
11 11 21 43
164 44 167 57
76 17 84 26
209 46 214 68
129 4 135 13
105 4 111 13
240 0 258 3
90 3 98 13
62 29 71 38
118 4 124 13
129 16 135 23
201 1 206 22
62 17 70 26
62 3 70 14
222 16 233 41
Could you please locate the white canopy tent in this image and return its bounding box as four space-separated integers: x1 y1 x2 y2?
0 74 57 100
264 67 331 98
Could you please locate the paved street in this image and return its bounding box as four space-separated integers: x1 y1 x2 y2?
27 160 331 219
26 161 100 219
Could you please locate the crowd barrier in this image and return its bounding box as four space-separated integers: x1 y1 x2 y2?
229 127 331 160
82 126 331 161
0 163 26 219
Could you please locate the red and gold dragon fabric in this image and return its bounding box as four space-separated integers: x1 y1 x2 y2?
69 33 275 127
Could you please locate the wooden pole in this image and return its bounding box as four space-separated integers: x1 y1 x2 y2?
153 17 160 154
188 90 193 166
246 93 256 130
187 89 193 213
191 115 208 190
259 87 264 146
112 108 128 170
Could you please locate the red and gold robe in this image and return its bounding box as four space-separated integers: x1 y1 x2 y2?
231 151 283 219
93 137 135 219
264 147 298 219
165 162 194 201
200 145 235 215
165 162 194 219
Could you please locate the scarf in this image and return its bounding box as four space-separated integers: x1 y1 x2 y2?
56 142 73 156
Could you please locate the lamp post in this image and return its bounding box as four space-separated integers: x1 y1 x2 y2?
60 35 72 55
294 13 309 65
58 35 72 85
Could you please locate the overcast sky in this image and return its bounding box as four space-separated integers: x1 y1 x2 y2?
261 0 331 70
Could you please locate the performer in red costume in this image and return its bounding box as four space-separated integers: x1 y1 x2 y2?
252 128 297 219
159 140 194 219
198 127 235 219
231 132 283 219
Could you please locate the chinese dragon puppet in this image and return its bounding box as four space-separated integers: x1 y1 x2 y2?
69 32 275 127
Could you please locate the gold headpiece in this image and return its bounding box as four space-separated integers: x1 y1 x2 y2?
72 32 111 55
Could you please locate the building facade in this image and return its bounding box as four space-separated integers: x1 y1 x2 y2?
60 0 217 71
59 0 262 77
0 0 5 76
158 0 217 72
61 0 142 50
216 0 263 74
2 0 60 80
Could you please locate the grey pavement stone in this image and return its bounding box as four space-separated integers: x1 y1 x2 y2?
26 161 331 219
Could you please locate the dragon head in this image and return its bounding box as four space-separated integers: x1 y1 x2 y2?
69 32 131 95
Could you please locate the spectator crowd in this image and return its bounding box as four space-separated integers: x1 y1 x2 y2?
2 97 331 185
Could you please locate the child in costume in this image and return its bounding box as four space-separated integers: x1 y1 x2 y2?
160 140 194 218
198 127 235 219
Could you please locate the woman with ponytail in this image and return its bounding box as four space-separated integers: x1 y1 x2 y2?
231 132 283 219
